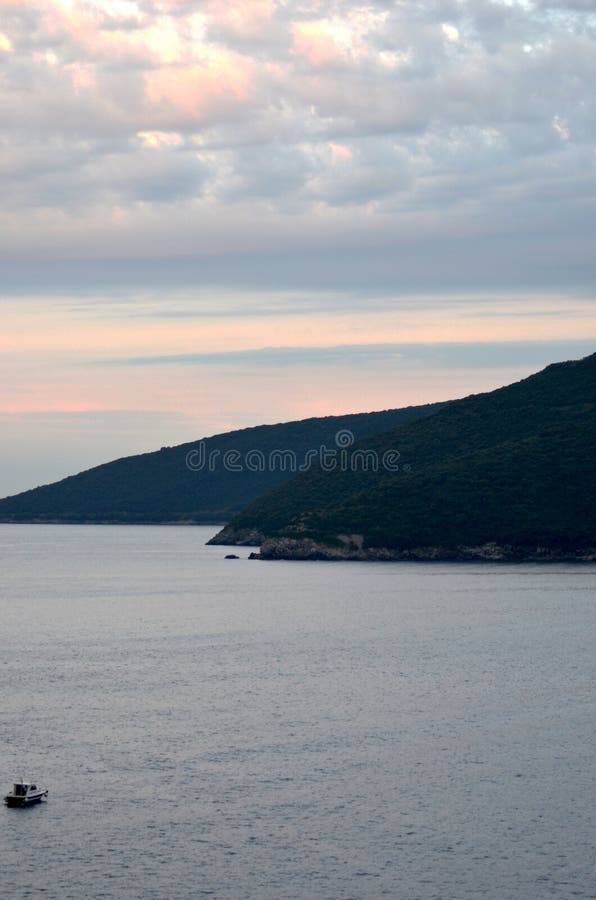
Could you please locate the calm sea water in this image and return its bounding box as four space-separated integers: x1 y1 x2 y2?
1 524 594 900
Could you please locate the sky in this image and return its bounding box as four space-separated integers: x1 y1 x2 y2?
1 0 595 497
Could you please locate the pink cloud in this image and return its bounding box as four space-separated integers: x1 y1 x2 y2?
150 0 196 9
64 61 96 94
145 54 254 119
35 2 183 67
41 1 99 49
291 21 342 66
329 142 352 162
206 0 275 35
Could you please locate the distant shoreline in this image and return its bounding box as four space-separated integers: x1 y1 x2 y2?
247 536 596 563
1 520 593 562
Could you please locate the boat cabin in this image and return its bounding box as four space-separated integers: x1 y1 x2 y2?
13 782 30 797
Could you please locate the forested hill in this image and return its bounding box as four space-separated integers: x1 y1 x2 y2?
211 352 596 559
0 402 445 524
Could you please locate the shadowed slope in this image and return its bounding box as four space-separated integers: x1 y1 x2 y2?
212 353 596 557
0 403 445 524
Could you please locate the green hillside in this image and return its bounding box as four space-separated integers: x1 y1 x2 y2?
0 402 444 524
212 353 596 557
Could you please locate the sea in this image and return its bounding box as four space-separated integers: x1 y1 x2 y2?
1 524 594 900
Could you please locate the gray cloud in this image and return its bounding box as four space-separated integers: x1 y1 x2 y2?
2 230 596 298
95 339 596 370
0 0 594 296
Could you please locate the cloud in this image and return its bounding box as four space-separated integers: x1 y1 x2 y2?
96 339 596 371
205 0 276 39
0 0 593 292
144 52 255 122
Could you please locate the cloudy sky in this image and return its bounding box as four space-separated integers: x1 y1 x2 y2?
1 0 595 496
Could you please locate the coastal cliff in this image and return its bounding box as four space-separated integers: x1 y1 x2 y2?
249 537 596 562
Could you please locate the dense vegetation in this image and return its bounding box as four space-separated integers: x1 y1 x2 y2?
0 403 444 524
214 353 596 553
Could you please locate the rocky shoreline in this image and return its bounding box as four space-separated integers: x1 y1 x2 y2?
245 536 596 563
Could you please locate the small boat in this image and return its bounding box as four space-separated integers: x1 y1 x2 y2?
4 781 48 807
